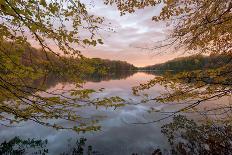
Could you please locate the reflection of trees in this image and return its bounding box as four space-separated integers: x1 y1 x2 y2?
4 119 231 155
133 61 232 124
31 73 76 91
83 71 137 82
0 43 127 132
31 70 137 91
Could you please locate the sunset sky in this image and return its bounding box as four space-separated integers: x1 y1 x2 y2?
80 0 185 67
26 0 186 67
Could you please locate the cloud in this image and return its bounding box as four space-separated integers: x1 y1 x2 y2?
79 0 181 67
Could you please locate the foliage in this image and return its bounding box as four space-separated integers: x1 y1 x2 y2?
60 138 101 155
105 0 232 54
0 0 129 132
133 63 232 122
141 53 232 72
87 58 137 75
0 0 103 55
0 137 101 155
161 115 232 155
107 0 232 122
0 137 48 155
0 0 231 136
0 0 139 132
0 43 127 132
137 54 232 116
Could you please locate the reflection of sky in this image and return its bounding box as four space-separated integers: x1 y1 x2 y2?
0 72 172 155
0 72 230 154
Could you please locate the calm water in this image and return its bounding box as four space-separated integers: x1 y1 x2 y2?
0 72 228 154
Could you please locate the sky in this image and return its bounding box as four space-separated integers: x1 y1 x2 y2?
79 0 184 67
22 0 185 67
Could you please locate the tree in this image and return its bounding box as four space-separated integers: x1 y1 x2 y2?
0 137 100 155
106 0 232 122
0 136 48 155
0 0 125 132
105 0 231 54
0 0 104 54
161 115 232 155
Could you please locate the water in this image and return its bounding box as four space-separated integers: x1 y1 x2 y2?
0 71 228 154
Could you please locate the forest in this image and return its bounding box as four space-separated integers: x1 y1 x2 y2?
2 41 136 76
141 54 232 72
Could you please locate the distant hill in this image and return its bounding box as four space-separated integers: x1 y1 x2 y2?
140 54 231 72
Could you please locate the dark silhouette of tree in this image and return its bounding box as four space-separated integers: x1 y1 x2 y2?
0 137 48 155
161 115 232 155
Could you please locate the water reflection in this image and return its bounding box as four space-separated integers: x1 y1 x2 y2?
0 137 99 155
2 114 231 155
0 137 48 155
83 71 137 82
0 72 173 155
0 136 165 155
1 71 229 155
32 70 138 90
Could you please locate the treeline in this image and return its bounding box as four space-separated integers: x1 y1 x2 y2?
22 49 137 75
3 41 136 76
87 58 137 74
141 54 232 72
0 41 137 94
